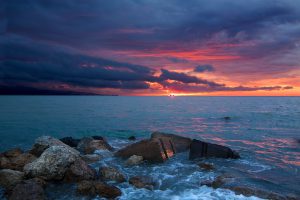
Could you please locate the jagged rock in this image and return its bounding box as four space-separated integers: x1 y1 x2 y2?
151 132 192 153
8 179 45 200
60 137 80 147
3 148 23 158
125 155 143 166
189 139 240 159
0 169 24 189
64 159 96 182
129 176 155 190
77 180 121 199
198 162 214 171
115 138 175 163
128 136 136 141
29 136 78 157
24 145 80 180
77 137 114 154
81 154 102 164
99 166 126 183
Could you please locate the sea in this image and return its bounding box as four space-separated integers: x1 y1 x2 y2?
0 96 299 199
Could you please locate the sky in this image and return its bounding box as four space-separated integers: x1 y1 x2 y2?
1 0 300 96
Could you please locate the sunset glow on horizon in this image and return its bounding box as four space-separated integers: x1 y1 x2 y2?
1 0 300 96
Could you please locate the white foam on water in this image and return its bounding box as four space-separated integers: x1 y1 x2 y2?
238 159 272 173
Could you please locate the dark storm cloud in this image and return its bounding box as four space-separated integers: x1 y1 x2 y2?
194 65 215 73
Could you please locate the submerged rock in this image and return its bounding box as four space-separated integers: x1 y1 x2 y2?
29 136 78 157
198 162 214 171
81 154 102 164
151 132 192 152
8 179 46 200
128 136 136 141
77 137 114 154
115 138 175 163
129 176 155 190
64 159 96 182
60 137 80 147
77 180 121 199
24 145 80 180
0 169 24 189
99 166 126 183
125 155 143 166
189 139 240 159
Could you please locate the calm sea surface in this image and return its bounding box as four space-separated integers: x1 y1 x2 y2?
0 96 299 199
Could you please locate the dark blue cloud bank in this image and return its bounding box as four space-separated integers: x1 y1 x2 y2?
0 0 299 94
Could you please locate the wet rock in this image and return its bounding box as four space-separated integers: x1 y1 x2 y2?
0 155 11 169
8 179 46 200
81 154 102 164
29 136 78 157
198 162 214 171
129 176 155 190
189 139 240 160
60 137 80 147
77 180 122 199
24 145 80 180
223 116 231 120
151 132 192 153
201 175 232 189
3 148 23 158
125 155 143 166
64 158 96 182
94 181 122 199
92 136 104 140
77 137 114 154
99 166 126 183
128 136 136 141
226 186 297 200
0 169 24 189
115 138 175 163
9 153 37 171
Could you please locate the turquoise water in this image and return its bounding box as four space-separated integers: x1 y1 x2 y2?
0 96 299 199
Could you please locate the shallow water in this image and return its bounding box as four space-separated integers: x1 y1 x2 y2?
0 96 299 199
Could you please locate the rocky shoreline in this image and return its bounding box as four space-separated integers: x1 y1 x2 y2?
0 133 297 200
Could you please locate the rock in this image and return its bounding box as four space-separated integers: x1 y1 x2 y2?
0 155 11 169
201 175 232 189
94 181 122 199
0 169 24 189
198 162 214 171
125 155 143 166
24 145 80 180
128 136 136 141
129 176 155 190
3 148 23 158
151 132 192 152
77 180 122 199
99 166 126 183
115 138 175 163
64 159 96 182
8 179 45 200
29 136 78 157
9 153 37 171
77 180 96 196
224 116 231 120
189 139 240 160
77 137 114 154
60 137 80 147
81 154 102 164
92 136 104 140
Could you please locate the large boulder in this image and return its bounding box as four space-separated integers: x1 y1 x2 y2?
77 180 122 199
125 155 143 166
99 166 126 183
64 159 97 182
189 139 240 160
0 169 24 189
129 176 156 190
24 145 80 180
8 179 46 200
77 137 114 154
60 137 80 147
115 138 175 163
29 136 78 157
151 132 192 152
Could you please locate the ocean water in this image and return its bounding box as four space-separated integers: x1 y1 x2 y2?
0 96 299 199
